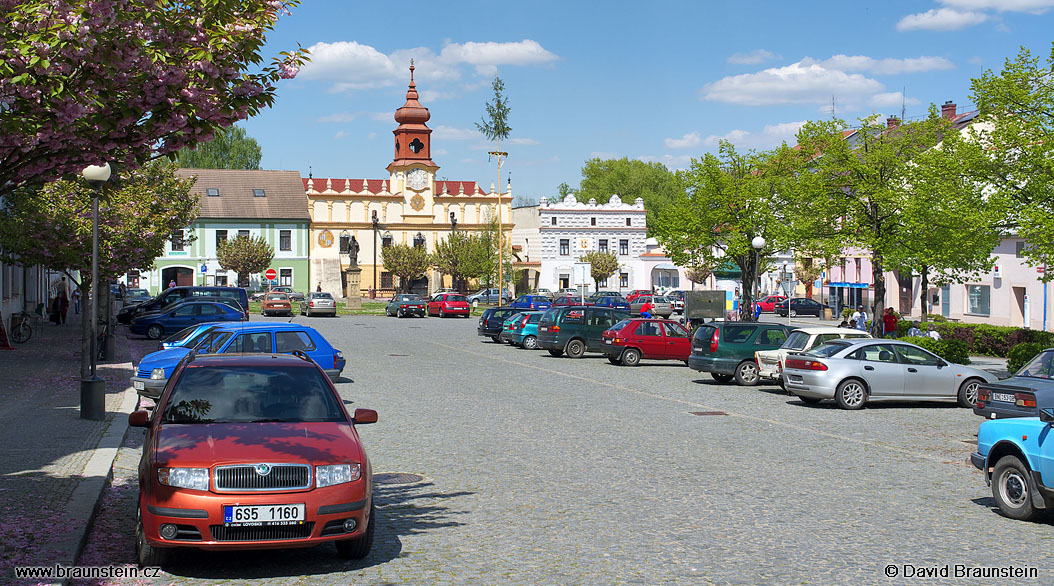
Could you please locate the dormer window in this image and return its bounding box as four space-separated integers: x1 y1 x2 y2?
206 188 220 197
253 189 266 197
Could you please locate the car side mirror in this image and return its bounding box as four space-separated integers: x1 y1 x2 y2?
353 408 378 425
936 359 948 368
1040 408 1054 424
128 410 151 427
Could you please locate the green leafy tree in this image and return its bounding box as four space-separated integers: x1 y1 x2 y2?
652 141 800 321
432 231 476 292
472 214 513 289
0 0 307 194
577 158 684 228
0 162 198 378
175 125 263 170
959 43 1054 273
579 251 620 292
381 243 430 293
557 182 576 198
475 76 512 296
217 234 274 288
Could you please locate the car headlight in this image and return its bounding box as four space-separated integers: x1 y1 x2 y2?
150 368 166 380
316 464 361 487
157 467 209 490
335 351 344 359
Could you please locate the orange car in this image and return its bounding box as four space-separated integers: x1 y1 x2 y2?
130 353 378 566
261 292 292 316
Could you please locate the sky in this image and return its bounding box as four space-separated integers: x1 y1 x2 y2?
244 0 1054 202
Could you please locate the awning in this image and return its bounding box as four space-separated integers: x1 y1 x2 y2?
652 263 677 270
713 260 742 279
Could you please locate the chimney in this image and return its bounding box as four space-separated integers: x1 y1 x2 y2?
941 100 956 120
886 116 899 129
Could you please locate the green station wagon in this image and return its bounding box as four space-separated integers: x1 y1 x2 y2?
688 322 793 385
537 306 631 358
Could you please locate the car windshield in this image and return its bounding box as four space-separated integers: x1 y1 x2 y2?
782 331 810 351
1017 351 1054 379
803 341 851 358
162 365 345 424
164 326 198 343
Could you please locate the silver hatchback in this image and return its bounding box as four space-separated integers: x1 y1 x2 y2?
783 339 996 410
300 292 337 317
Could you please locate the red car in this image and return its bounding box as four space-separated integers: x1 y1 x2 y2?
756 295 788 313
551 295 593 307
130 353 378 567
625 289 652 303
427 293 470 317
600 318 692 366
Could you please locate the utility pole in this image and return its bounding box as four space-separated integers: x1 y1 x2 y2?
489 148 508 301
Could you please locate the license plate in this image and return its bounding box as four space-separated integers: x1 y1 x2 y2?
133 381 145 390
993 392 1016 403
224 504 305 526
603 339 611 344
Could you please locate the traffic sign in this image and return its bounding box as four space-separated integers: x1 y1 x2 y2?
200 264 207 273
264 268 278 281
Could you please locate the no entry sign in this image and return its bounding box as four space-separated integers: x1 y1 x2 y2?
264 268 278 281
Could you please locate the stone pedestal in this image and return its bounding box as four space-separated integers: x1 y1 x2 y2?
344 268 363 309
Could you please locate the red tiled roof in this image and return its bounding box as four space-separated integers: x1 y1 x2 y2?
304 177 490 196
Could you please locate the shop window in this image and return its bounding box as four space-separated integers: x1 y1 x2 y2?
966 284 990 316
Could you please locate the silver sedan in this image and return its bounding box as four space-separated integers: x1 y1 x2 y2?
782 339 996 410
300 292 337 317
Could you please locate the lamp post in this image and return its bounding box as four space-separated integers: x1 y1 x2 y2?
488 150 508 303
81 162 111 420
371 211 379 298
751 236 765 322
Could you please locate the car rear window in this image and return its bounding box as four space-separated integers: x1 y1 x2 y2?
560 308 586 324
526 313 542 324
163 365 344 424
311 292 334 299
652 296 670 303
721 325 757 343
539 308 560 325
266 294 287 301
610 319 632 331
447 295 467 302
692 325 716 343
782 331 809 350
803 341 851 358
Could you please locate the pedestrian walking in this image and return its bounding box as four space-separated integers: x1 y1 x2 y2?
882 307 899 338
58 289 69 324
851 305 867 331
119 282 127 299
316 282 322 293
71 288 81 314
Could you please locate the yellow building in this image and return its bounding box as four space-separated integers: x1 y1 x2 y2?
306 64 512 297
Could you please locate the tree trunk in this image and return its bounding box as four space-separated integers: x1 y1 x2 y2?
871 252 886 337
919 266 929 323
739 253 757 322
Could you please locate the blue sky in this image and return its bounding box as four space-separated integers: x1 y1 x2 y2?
244 0 1054 201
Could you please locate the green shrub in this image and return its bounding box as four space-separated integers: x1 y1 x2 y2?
926 314 947 322
1007 342 1045 374
841 307 853 320
899 336 971 364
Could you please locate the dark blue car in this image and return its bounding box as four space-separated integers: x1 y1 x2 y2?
975 349 1054 419
510 295 552 311
129 300 245 340
591 296 630 311
130 322 346 399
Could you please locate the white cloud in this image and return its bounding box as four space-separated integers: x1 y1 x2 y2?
701 60 883 107
664 131 702 149
727 50 777 65
896 8 988 31
813 55 955 75
334 130 346 139
433 125 480 140
868 92 922 108
439 40 559 76
940 0 1054 13
299 41 401 91
700 120 807 150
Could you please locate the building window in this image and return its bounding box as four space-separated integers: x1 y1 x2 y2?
279 268 292 286
382 235 393 248
279 230 291 251
380 271 393 289
215 270 228 286
206 187 219 197
339 235 350 254
253 188 266 197
598 239 608 253
238 229 250 238
413 232 426 248
598 276 608 287
966 284 990 316
619 239 629 255
1017 241 1026 258
551 217 557 226
620 272 629 287
559 239 569 256
591 217 596 226
216 230 227 250
626 218 631 226
171 230 184 252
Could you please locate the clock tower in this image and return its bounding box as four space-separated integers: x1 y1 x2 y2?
387 62 439 216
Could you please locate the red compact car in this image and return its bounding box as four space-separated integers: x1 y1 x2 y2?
625 289 653 303
551 295 592 307
427 293 471 317
600 318 692 366
130 353 378 567
755 295 788 313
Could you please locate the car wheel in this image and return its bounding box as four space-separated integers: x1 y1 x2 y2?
397 309 404 318
958 378 982 408
547 349 564 357
565 339 586 358
522 335 538 350
621 348 642 367
439 308 446 318
992 456 1048 521
734 361 760 386
608 356 621 365
335 502 375 559
790 309 798 317
835 379 867 410
711 373 734 383
136 500 170 568
145 324 164 340
491 335 501 343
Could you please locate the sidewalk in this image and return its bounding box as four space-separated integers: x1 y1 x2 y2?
0 309 145 584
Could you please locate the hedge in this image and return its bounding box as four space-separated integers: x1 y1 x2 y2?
893 320 1054 358
898 336 971 365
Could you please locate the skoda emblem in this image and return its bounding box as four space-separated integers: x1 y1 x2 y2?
254 464 272 476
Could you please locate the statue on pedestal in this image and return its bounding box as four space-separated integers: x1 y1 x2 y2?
348 236 359 267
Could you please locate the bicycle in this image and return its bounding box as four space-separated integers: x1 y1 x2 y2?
10 311 33 343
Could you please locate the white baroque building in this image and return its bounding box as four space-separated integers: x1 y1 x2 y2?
530 193 649 292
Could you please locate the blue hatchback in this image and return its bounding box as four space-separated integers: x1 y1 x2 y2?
973 409 1054 521
130 322 346 399
130 301 245 340
510 295 551 311
591 296 630 311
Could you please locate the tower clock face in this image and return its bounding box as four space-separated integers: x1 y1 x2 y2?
407 168 428 191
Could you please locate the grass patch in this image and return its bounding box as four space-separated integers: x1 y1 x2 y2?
249 300 387 316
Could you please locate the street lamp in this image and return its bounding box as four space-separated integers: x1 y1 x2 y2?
449 211 457 231
751 236 765 322
81 162 111 420
371 210 379 298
